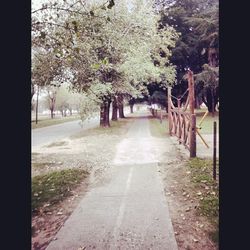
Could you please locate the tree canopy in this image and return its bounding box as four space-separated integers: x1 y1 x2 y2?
158 0 219 112
32 0 219 122
32 0 179 125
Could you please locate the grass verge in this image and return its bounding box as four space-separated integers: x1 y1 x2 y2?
32 115 80 129
32 168 89 213
196 111 219 134
187 157 219 244
70 118 131 139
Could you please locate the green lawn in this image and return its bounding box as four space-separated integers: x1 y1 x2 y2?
31 114 80 129
195 110 219 134
187 157 219 244
32 168 89 213
70 118 131 139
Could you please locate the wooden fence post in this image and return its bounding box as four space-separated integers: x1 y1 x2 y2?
190 114 196 157
167 87 172 135
177 99 181 140
188 70 196 157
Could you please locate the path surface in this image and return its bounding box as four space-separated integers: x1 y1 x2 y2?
46 113 178 250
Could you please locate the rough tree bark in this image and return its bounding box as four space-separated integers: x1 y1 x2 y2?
100 100 111 127
49 98 56 119
31 84 35 109
50 109 54 119
106 101 111 126
118 94 125 118
130 104 134 113
128 98 135 114
48 89 57 119
202 88 219 114
111 96 118 121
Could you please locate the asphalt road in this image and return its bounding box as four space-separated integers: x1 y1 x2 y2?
31 116 99 147
32 107 131 148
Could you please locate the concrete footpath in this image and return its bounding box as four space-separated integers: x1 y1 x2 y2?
46 114 178 250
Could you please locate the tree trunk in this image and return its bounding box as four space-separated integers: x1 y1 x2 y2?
105 101 111 127
118 94 125 118
203 88 214 113
111 97 118 121
49 97 56 119
31 84 35 110
69 109 72 116
50 109 54 119
195 96 201 109
211 89 215 117
100 101 110 127
100 103 105 127
35 87 39 124
130 104 134 113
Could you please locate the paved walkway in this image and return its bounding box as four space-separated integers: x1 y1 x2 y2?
46 114 178 250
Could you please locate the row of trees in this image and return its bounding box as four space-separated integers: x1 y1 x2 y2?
32 0 179 126
155 0 219 113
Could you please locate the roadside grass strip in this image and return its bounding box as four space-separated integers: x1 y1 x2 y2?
32 115 80 129
32 168 89 213
187 158 219 244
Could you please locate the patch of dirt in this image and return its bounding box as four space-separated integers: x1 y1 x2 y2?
32 120 132 250
157 138 218 250
32 179 89 250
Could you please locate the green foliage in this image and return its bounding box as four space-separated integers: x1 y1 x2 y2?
194 64 219 88
158 0 219 112
32 0 179 107
159 0 219 74
77 93 99 124
55 83 84 115
150 90 167 106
